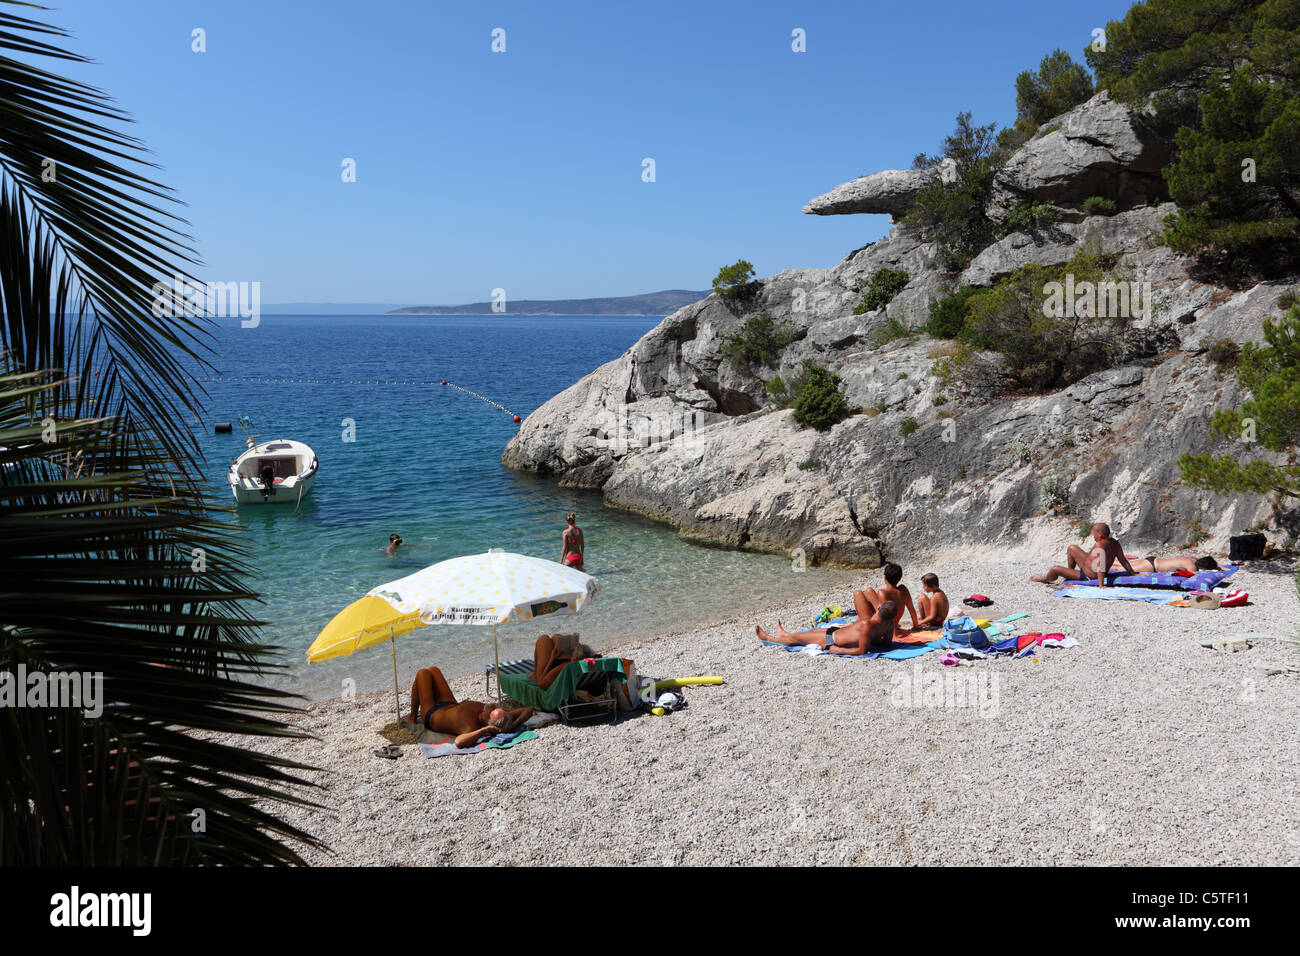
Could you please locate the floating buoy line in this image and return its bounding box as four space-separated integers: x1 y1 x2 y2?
439 380 522 422
201 377 523 422
201 376 443 387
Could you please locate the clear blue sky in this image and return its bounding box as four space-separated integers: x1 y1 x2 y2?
46 0 1134 305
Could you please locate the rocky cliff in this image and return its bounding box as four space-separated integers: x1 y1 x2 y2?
502 93 1295 567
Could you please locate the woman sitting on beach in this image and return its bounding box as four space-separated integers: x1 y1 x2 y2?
409 666 533 749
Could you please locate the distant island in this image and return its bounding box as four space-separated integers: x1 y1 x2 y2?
388 289 709 316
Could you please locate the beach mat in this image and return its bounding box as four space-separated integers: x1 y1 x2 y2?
979 612 1029 639
400 717 542 757
1054 586 1186 605
761 637 945 661
1065 566 1237 590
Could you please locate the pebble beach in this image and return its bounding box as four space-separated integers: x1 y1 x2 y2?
217 551 1300 866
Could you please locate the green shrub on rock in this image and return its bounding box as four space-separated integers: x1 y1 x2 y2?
866 315 911 349
791 362 852 431
926 285 985 339
853 268 910 314
905 112 1002 273
1003 200 1060 233
1082 196 1118 216
712 259 758 304
723 311 801 367
937 246 1133 394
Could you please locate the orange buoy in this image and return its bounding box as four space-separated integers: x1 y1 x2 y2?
513 415 521 422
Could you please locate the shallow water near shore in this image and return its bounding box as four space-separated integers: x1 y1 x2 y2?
190 314 861 701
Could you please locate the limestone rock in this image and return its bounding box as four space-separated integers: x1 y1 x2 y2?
988 91 1173 218
961 205 1174 287
804 167 940 219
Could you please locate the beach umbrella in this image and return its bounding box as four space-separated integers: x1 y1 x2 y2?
306 549 600 721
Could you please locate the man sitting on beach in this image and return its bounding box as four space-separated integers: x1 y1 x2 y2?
1030 522 1137 587
857 562 918 638
409 666 534 749
914 572 949 628
756 593 898 655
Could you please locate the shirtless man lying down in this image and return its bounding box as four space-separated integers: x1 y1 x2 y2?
756 592 898 654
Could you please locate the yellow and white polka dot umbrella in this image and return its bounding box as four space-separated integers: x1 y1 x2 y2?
307 549 600 713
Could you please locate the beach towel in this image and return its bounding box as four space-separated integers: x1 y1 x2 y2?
895 628 942 645
499 656 627 711
1065 566 1237 590
979 612 1030 639
418 729 539 758
761 636 946 661
1053 586 1184 605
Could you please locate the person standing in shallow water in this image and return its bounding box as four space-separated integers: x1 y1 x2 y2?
560 512 584 570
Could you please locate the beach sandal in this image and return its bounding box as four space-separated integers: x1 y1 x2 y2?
373 744 402 759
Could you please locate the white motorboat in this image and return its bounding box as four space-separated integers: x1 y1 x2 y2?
226 419 318 505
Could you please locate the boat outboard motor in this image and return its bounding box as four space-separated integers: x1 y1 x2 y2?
259 463 276 498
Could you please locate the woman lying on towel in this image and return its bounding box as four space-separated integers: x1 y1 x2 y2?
1124 554 1220 574
409 666 534 749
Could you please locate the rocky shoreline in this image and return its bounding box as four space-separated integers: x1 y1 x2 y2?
501 91 1296 568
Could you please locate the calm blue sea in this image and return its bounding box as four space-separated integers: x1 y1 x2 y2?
189 314 857 701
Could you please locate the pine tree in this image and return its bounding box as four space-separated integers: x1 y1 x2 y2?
1180 302 1300 506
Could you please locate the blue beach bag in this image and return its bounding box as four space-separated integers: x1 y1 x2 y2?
943 615 989 650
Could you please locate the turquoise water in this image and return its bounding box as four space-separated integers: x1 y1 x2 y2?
190 315 857 701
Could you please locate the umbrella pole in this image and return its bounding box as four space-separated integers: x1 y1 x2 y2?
390 637 402 728
493 621 502 706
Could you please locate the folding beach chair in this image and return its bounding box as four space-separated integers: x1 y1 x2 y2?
482 656 626 724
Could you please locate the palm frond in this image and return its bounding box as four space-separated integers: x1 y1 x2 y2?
0 2 326 865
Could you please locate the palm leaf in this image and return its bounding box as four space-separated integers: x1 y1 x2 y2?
1 3 325 865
